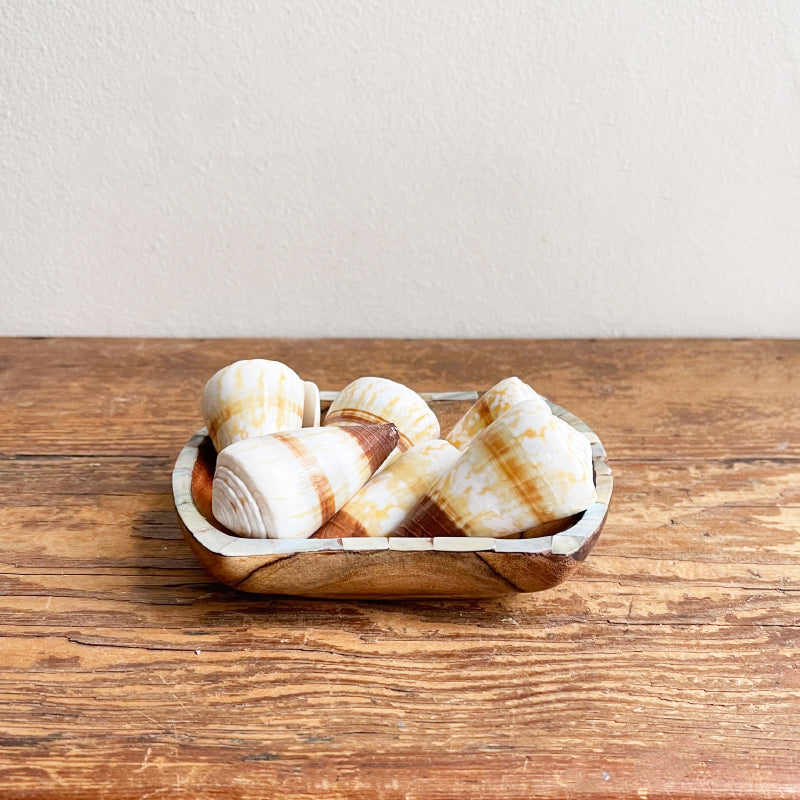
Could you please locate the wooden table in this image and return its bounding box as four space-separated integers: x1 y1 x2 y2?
1 338 798 799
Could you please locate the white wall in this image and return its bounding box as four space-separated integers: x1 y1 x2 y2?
1 1 799 337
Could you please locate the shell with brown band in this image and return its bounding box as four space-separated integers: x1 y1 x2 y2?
314 439 461 539
212 423 399 539
202 359 307 452
396 399 596 539
446 377 550 451
323 377 440 463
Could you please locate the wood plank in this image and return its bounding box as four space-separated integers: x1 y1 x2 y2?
0 568 799 630
0 455 173 496
1 338 799 459
3 459 799 576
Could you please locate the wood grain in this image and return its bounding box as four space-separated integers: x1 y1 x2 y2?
0 338 799 798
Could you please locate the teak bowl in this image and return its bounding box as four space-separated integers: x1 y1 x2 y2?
172 395 612 598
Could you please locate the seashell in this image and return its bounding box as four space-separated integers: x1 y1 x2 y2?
324 376 440 463
446 377 550 451
314 439 461 538
396 399 596 538
212 423 399 539
302 381 321 427
202 359 306 452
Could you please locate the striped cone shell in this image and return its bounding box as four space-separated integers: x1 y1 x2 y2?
446 377 550 451
323 377 440 462
202 359 306 452
314 439 461 539
212 423 399 539
396 400 596 538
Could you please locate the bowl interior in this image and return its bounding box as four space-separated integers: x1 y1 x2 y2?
174 393 612 560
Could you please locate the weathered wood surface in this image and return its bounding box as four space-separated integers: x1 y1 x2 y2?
0 338 798 799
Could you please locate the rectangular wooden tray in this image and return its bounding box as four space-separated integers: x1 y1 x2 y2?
172 394 612 598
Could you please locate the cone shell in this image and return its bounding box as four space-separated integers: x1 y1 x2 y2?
202 359 306 452
314 439 461 538
446 377 550 450
396 400 596 538
212 423 399 539
324 377 440 458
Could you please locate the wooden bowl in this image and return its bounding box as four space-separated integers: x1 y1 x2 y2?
172 396 612 598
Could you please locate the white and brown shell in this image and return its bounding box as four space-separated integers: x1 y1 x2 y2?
446 377 550 450
397 399 596 538
314 439 461 539
323 377 440 459
202 359 306 452
212 423 398 539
